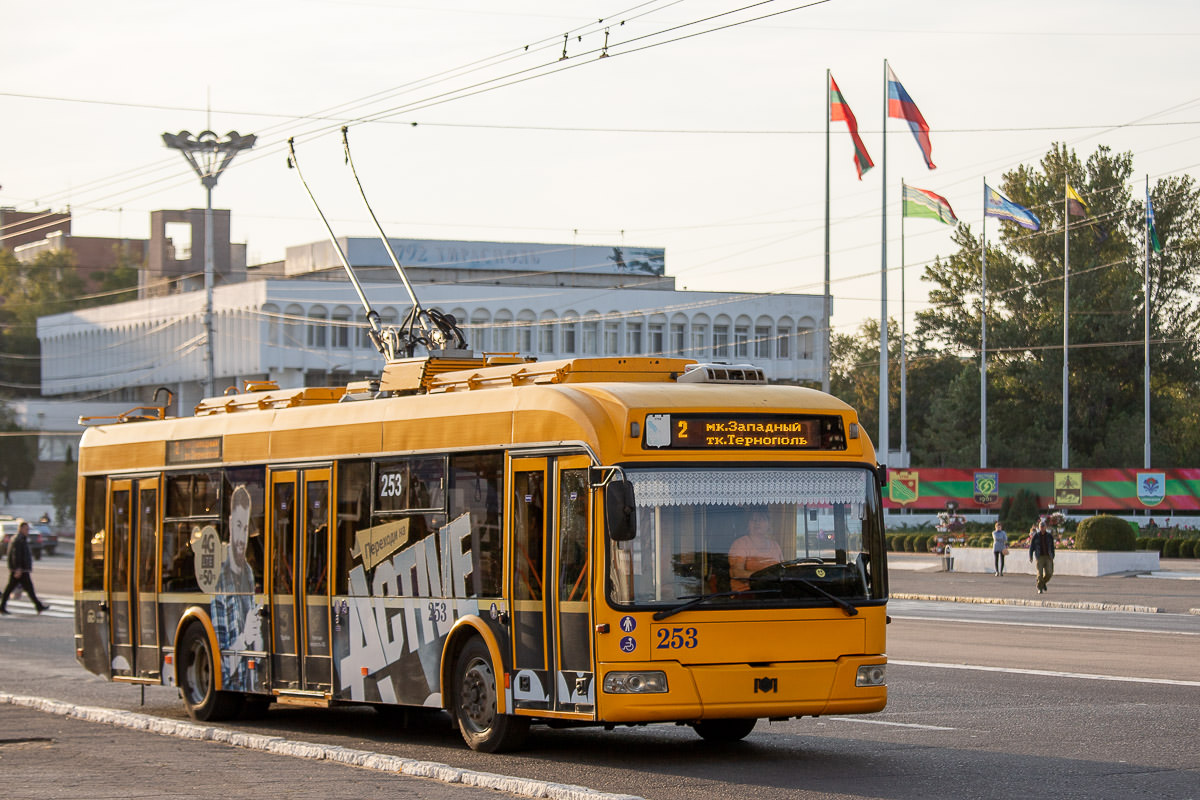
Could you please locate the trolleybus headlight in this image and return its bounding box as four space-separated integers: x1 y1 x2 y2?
603 671 668 694
856 665 886 687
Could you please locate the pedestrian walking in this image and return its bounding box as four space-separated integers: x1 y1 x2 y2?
1028 521 1056 594
992 521 1008 576
0 520 50 615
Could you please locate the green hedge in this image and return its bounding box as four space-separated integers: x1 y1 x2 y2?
1163 538 1182 558
1074 515 1136 552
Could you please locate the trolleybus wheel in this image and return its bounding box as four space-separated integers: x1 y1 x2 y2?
178 623 242 721
691 718 757 742
453 638 529 752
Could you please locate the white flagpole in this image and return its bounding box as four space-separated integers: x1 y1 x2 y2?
900 178 907 466
879 59 889 466
981 178 988 469
823 69 832 394
1144 175 1151 469
1062 178 1070 470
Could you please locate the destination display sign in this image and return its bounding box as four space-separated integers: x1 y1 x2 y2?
166 436 222 464
642 413 845 451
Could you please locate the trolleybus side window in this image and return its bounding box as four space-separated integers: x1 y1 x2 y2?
447 452 503 598
223 467 266 593
161 471 221 592
81 476 107 590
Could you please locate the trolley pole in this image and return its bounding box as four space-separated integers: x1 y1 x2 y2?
162 129 256 397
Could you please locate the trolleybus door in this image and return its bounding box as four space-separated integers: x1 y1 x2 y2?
510 455 596 717
268 468 333 694
106 477 160 680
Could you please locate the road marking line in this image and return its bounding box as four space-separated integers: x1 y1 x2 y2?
888 613 1200 636
890 660 1200 687
825 717 955 731
0 693 644 800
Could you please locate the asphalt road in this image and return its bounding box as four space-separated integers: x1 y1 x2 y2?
2 551 1198 800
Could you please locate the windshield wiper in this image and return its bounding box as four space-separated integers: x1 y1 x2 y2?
652 589 780 621
783 575 859 617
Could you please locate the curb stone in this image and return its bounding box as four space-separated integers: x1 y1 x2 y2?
890 592 1161 614
0 693 644 800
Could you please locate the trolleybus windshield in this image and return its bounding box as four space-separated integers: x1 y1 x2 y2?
608 466 885 610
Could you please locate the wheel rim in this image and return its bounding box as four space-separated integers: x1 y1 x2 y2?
183 634 213 706
458 655 497 735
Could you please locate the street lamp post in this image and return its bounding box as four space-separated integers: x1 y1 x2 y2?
162 129 256 397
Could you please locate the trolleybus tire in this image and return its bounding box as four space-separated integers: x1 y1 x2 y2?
453 637 529 752
178 623 243 721
691 717 757 742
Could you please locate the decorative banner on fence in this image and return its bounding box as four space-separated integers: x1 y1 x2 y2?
973 472 999 505
889 471 920 505
1136 472 1166 507
1054 472 1083 507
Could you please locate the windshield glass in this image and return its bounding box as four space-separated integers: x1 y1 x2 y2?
608 466 886 608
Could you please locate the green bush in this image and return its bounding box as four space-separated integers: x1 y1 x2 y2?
999 488 1040 531
1074 515 1136 551
903 534 917 553
920 533 937 552
1182 538 1200 559
1142 537 1166 555
1162 538 1182 558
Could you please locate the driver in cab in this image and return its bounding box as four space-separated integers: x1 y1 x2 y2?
728 506 783 591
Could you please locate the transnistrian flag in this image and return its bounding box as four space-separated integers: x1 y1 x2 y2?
1147 189 1163 253
886 64 935 169
903 184 958 225
829 75 874 180
1066 184 1089 218
984 183 1040 231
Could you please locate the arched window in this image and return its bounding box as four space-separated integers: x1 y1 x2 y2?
582 311 600 354
776 315 795 359
734 315 752 359
626 316 644 355
517 310 536 354
307 305 328 348
262 303 280 347
690 313 710 358
712 314 732 358
284 304 305 348
561 311 579 354
331 305 352 349
470 309 491 352
670 313 688 356
603 312 621 355
797 316 817 360
538 312 557 354
755 315 774 360
494 309 514 352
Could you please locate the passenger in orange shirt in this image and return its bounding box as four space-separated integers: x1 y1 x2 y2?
728 507 783 592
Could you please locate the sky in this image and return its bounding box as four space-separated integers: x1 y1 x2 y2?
4 0 1200 340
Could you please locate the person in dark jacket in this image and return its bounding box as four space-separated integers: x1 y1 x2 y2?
1028 522 1056 594
1 520 50 614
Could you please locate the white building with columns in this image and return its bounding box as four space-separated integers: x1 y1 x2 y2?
38 237 826 413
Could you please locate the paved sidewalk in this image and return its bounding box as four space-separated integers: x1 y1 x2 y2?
888 554 1200 614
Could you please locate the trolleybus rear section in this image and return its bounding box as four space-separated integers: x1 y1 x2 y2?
74 356 888 751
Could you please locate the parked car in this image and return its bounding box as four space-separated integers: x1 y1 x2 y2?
0 517 45 560
32 522 58 557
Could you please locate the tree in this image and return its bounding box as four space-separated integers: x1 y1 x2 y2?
0 248 87 397
0 401 35 493
915 144 1200 467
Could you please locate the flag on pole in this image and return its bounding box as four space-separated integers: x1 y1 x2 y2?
830 75 874 180
1147 190 1163 253
886 64 935 169
984 183 1040 231
1066 184 1089 218
903 184 958 225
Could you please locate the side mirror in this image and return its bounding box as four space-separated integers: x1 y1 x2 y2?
876 463 888 490
605 479 637 542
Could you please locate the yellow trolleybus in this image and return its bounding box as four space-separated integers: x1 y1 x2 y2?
74 355 889 751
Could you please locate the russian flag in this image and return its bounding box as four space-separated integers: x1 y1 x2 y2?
886 64 935 170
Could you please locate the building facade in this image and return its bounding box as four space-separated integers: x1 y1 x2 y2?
38 237 827 412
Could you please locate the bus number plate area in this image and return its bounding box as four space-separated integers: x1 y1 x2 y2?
647 619 865 665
